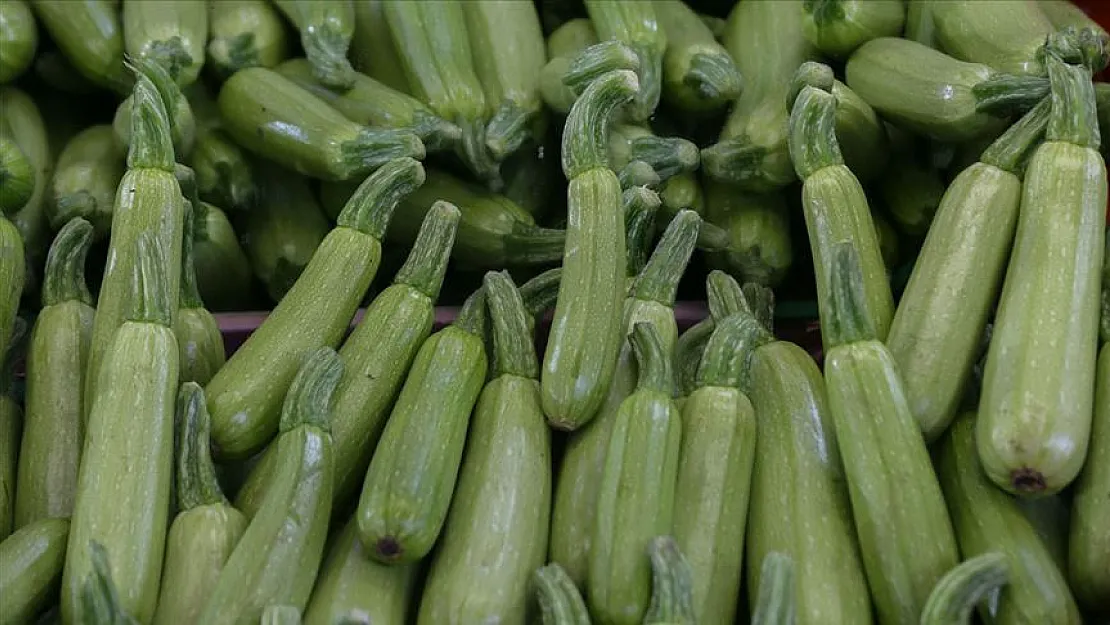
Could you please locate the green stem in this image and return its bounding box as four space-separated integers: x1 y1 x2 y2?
519 267 563 319
706 269 748 321
302 24 356 90
342 128 426 181
624 184 662 277
628 135 700 180
674 316 714 398
41 217 94 307
128 232 173 327
787 84 843 180
696 313 772 390
644 536 696 625
454 287 488 336
393 201 460 298
533 563 591 625
787 61 835 112
125 69 175 172
175 382 229 510
413 111 463 154
177 195 205 310
502 226 568 266
562 70 640 180
483 271 538 380
742 282 776 334
563 40 641 95
485 103 534 162
632 210 700 306
825 241 878 348
973 74 1051 116
980 96 1051 174
618 160 661 190
630 43 664 122
336 157 426 239
630 321 674 395
686 52 743 101
920 553 1009 625
1044 50 1101 148
751 552 795 625
278 347 344 434
457 118 500 188
128 55 192 162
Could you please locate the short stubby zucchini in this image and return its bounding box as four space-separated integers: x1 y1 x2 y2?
654 0 742 114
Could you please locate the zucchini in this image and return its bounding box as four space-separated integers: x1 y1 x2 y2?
0 0 36 83
920 553 1009 625
49 125 125 240
192 200 252 312
939 411 1083 624
877 130 946 238
462 0 547 161
608 124 700 183
886 97 1050 441
533 563 590 625
0 517 69 625
1040 1 1110 69
0 136 33 215
417 271 551 624
349 0 409 94
33 48 100 96
654 0 741 114
619 160 660 191
0 216 22 364
271 0 356 90
1015 494 1072 573
122 0 207 85
356 288 488 564
704 181 793 287
978 51 1107 496
30 0 130 94
14 219 94 529
276 57 461 153
1098 82 1110 160
904 0 938 49
235 202 458 519
217 67 425 181
501 135 561 220
750 552 796 625
1 86 52 290
205 157 423 460
262 606 301 625
198 348 343 623
61 232 180 625
539 18 599 115
541 70 637 430
1069 343 1110 610
821 245 959 625
175 191 225 386
931 0 1054 76
788 74 894 350
184 83 256 212
830 78 889 184
584 0 665 122
623 184 663 277
643 536 695 625
802 0 904 58
113 55 197 161
302 516 419 625
674 317 713 401
588 322 682 625
151 383 247 625
872 211 899 276
0 317 23 541
207 0 290 78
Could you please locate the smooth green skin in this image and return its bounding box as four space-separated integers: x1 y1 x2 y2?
1069 345 1110 610
673 386 755 625
236 285 433 519
0 136 34 215
802 0 904 59
84 171 184 421
194 202 252 312
588 387 682 625
0 0 37 83
940 412 1083 625
824 341 958 625
1014 494 1071 573
703 182 793 288
872 212 899 270
207 0 290 77
152 504 247 625
845 37 1003 143
303 518 418 625
349 0 410 94
62 323 179 625
49 125 124 239
198 425 334 624
0 517 69 625
801 165 894 350
886 163 1021 441
417 376 552 625
0 393 17 541
830 80 888 184
549 298 677 588
745 341 871 625
15 299 93 528
655 0 740 113
1 86 52 280
122 0 207 86
930 0 1053 76
206 228 381 459
175 307 226 386
188 129 255 212
356 325 488 564
979 142 1107 496
542 169 627 430
0 216 23 367
29 0 130 94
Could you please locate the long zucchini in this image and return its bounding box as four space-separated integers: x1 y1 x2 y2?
192 200 252 312
206 157 423 460
122 0 207 85
654 0 741 114
272 0 356 90
184 82 256 212
48 125 124 240
0 216 22 366
1 86 52 292
0 517 69 625
0 136 33 215
533 563 590 625
584 0 665 122
642 536 695 625
207 0 290 78
919 553 1010 625
930 0 1054 76
29 0 131 94
0 317 23 541
802 0 904 59
978 51 1107 496
174 185 225 386
704 181 793 287
1068 342 1110 610
348 0 409 94
0 0 36 84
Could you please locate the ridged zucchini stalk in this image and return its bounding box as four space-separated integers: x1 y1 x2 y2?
235 202 459 519
152 384 247 625
207 0 290 78
930 0 1054 76
174 186 226 386
820 245 959 625
978 51 1107 496
751 552 796 625
62 233 180 625
205 157 424 460
0 216 22 366
642 536 695 625
539 18 599 115
788 73 894 349
704 181 793 287
886 96 1050 441
939 412 1083 624
549 211 698 586
583 0 665 122
272 0 355 90
0 517 70 625
533 563 590 625
608 124 700 184
184 83 256 212
802 0 904 59
1 86 52 289
653 0 741 114
0 0 37 83
0 136 34 215
1069 340 1110 610
417 271 552 624
122 0 207 86
349 0 409 94
0 317 23 541
356 288 488 564
541 70 637 430
198 348 343 624
29 0 131 94
48 125 124 239
14 219 94 529
113 55 197 160
191 200 252 312
919 553 1009 625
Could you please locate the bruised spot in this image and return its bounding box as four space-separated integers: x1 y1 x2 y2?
376 537 402 560
1011 468 1046 493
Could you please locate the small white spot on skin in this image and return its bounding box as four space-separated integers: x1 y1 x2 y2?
230 410 250 428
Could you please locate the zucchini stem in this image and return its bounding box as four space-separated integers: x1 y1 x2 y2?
787 84 844 180
564 41 641 96
980 96 1052 174
457 118 501 189
685 52 742 102
142 36 193 83
630 321 674 395
630 43 664 122
618 160 661 190
674 316 714 398
483 271 539 380
1044 50 1101 148
519 267 563 320
624 184 662 277
302 24 356 90
336 157 425 239
706 270 749 321
972 74 1051 116
628 134 700 181
125 70 175 173
41 217 94 308
787 61 835 112
502 226 568 266
175 383 229 510
412 111 463 154
533 563 591 625
696 313 771 391
562 70 640 179
825 242 879 348
751 552 795 625
393 201 460 299
485 102 533 162
919 552 1009 625
128 232 173 327
277 347 344 434
128 55 195 161
643 536 696 625
178 196 205 310
742 282 776 333
339 128 426 182
632 210 700 306
453 287 488 337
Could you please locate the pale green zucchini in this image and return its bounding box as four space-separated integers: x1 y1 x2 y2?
272 0 356 90
608 124 700 183
0 517 69 625
802 0 904 58
930 0 1054 75
184 82 256 212
48 125 124 239
0 136 33 215
0 0 37 84
539 18 599 115
29 0 131 94
654 0 741 114
920 553 1009 625
643 536 695 625
261 606 301 625
904 0 938 48
876 130 946 238
123 0 207 85
584 0 666 121
207 0 290 78
1068 343 1110 610
349 0 410 93
704 181 793 287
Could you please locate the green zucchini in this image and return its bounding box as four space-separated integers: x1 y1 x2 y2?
33 48 100 96
30 0 131 94
0 0 36 83
49 125 125 240
356 288 488 564
198 348 343 623
206 157 423 460
235 202 458 519
123 0 207 85
152 383 247 625
978 52 1107 496
62 232 180 625
1069 343 1110 610
619 160 660 192
302 516 419 625
1014 494 1071 573
904 0 938 49
1 86 52 290
184 82 256 212
533 563 590 625
0 216 22 364
207 0 290 78
501 135 561 220
584 0 665 122
218 67 425 181
872 211 899 274
349 0 409 94
750 552 796 625
654 0 741 114
939 411 1083 624
608 124 700 183
0 517 69 625
588 322 682 625
417 271 551 624
802 0 904 58
462 0 547 161
192 200 252 312
886 96 1050 441
877 131 947 238
272 0 356 90
643 536 695 625
704 181 793 287
262 606 301 625
113 54 197 161
0 317 23 541
14 219 94 529
920 553 1009 625
539 18 599 115
830 78 890 184
623 184 662 277
1097 82 1110 160
931 0 1054 76
541 70 636 430
0 136 33 215
175 192 225 386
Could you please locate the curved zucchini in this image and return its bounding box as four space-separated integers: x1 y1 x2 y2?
0 0 36 84
920 553 1009 625
584 0 665 122
184 83 256 212
1 86 52 289
207 0 290 78
533 563 590 625
931 0 1054 76
0 216 22 367
122 0 207 86
14 219 94 529
193 200 252 312
113 55 197 160
0 517 69 625
0 317 23 541
272 0 355 90
802 0 904 58
1068 343 1110 610
0 136 34 215
30 0 131 94
206 158 423 460
48 125 124 240
175 192 225 386
643 536 695 625
198 348 343 623
654 0 741 114
539 18 599 115
704 181 793 287
349 0 409 94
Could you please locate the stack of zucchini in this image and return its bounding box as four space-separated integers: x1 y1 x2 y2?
0 0 1109 623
